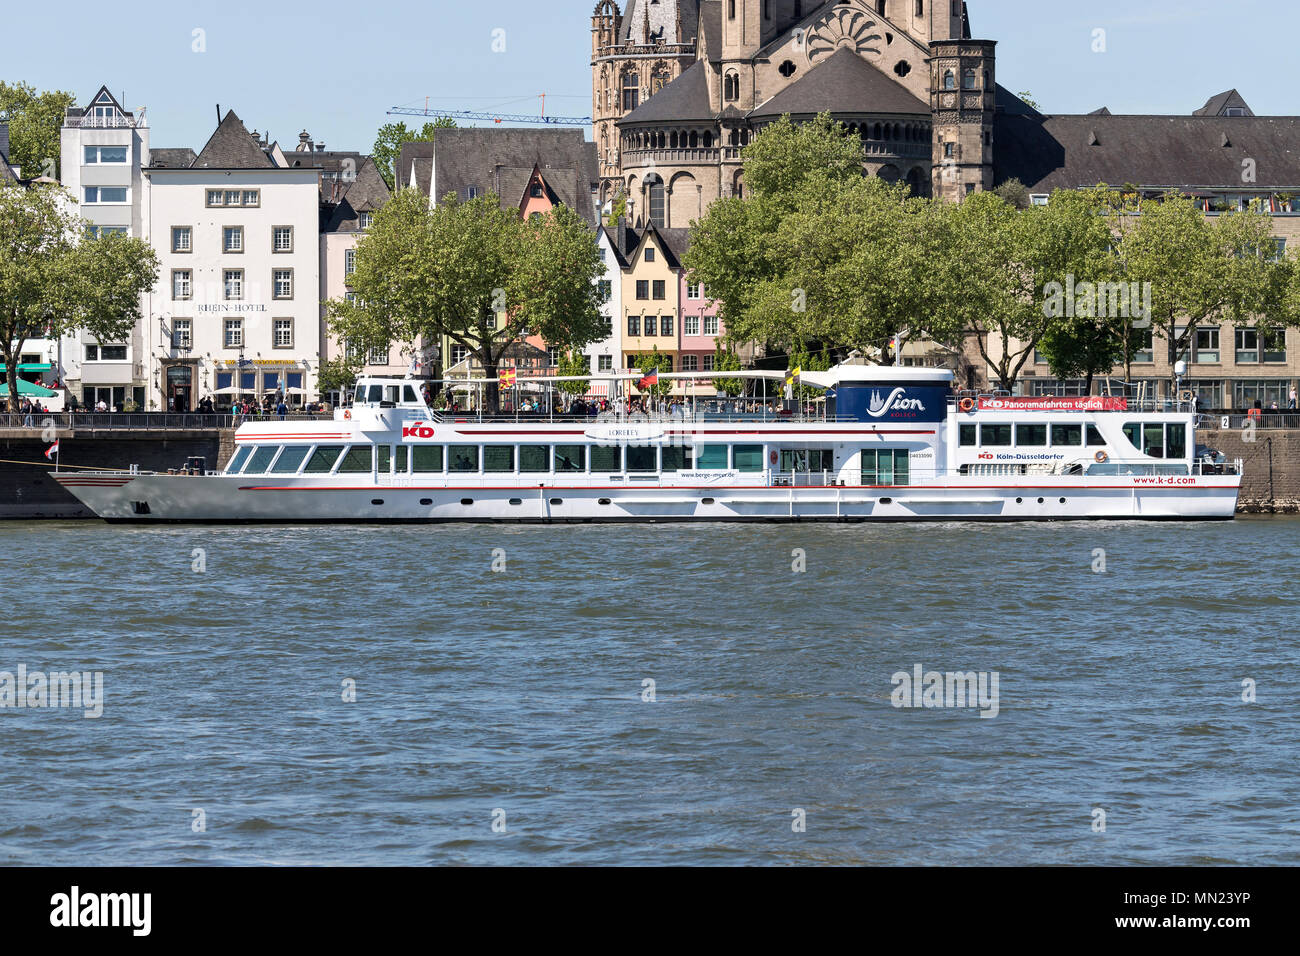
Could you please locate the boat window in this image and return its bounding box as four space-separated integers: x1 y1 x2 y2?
980 424 1012 446
1167 423 1186 458
1051 423 1082 446
449 445 479 472
662 446 694 471
1122 423 1140 448
696 444 729 469
303 445 343 473
225 446 252 474
243 445 278 474
413 446 443 473
554 445 585 472
359 385 381 403
377 445 391 474
733 444 764 473
384 385 401 404
338 446 373 473
270 445 309 474
959 424 976 446
484 446 514 472
1143 424 1165 457
780 449 834 472
626 445 657 472
1015 424 1047 447
591 445 622 472
863 449 909 486
396 446 409 474
403 385 419 404
519 445 550 473
1086 425 1105 446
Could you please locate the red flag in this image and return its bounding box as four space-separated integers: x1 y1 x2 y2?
499 368 517 387
637 369 659 389
45 440 59 460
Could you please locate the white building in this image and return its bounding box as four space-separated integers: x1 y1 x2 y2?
144 110 320 410
588 226 624 392
55 87 151 409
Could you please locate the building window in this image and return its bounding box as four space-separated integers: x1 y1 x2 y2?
224 190 240 206
682 354 699 371
635 280 649 300
598 280 612 303
687 283 701 300
652 279 666 300
273 226 293 252
1193 326 1220 363
206 190 223 207
661 316 673 337
703 354 715 371
1236 327 1259 363
223 226 243 253
273 269 293 299
622 73 639 112
943 142 955 158
83 186 127 204
172 319 192 349
628 315 640 336
449 345 470 365
467 186 481 200
645 315 657 336
1264 330 1287 363
224 269 243 300
915 0 924 15
358 211 373 230
84 344 127 361
702 315 719 336
547 347 562 368
368 346 389 365
1232 379 1289 409
598 355 613 372
86 225 128 238
645 248 655 263
83 145 128 164
224 318 244 349
242 190 260 207
724 73 739 101
172 269 192 300
171 226 191 253
344 248 356 277
684 315 701 336
1131 328 1154 363
728 0 736 19
943 70 955 91
530 182 545 198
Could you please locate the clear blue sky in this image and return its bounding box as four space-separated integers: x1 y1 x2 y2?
3 0 1292 154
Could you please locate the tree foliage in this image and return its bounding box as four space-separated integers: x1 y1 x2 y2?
0 182 159 410
556 349 591 397
370 118 457 191
326 188 606 413
0 82 76 179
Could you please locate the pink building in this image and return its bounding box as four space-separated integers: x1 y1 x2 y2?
678 273 723 382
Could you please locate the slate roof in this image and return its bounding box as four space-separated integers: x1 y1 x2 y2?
192 111 274 169
399 129 600 227
1194 89 1254 117
322 157 392 233
148 148 197 168
994 112 1300 191
749 47 929 119
620 59 713 124
619 0 699 44
700 1 722 64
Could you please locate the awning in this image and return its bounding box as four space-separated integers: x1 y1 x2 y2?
0 363 53 374
6 379 58 397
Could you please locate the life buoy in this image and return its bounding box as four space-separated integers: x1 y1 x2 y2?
769 450 779 466
1094 450 1108 463
958 397 976 413
344 409 352 420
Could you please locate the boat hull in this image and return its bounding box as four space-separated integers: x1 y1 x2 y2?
51 473 1242 522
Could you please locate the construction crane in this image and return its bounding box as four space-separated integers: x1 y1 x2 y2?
387 94 590 127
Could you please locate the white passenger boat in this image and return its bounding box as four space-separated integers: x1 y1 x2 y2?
52 366 1243 522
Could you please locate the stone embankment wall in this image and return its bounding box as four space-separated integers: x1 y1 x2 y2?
0 429 235 518
1197 427 1300 513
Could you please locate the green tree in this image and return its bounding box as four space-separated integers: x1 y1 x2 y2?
604 191 628 227
0 82 76 179
711 343 745 397
0 182 159 410
316 354 363 398
371 118 457 191
326 188 606 414
556 349 592 397
994 178 1031 210
1035 318 1129 393
1017 91 1042 112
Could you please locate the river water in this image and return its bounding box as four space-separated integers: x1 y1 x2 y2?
1 518 1297 865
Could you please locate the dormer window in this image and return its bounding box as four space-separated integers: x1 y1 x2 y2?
358 211 373 230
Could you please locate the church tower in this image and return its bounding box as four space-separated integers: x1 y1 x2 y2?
928 36 995 202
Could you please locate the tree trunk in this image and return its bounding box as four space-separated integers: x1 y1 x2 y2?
479 355 500 416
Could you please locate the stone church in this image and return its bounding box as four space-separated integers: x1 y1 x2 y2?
591 0 994 227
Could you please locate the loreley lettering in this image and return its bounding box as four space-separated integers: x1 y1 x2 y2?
49 886 151 937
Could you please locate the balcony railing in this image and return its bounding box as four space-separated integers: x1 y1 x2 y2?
63 115 146 130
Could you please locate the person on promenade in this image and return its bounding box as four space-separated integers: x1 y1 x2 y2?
276 399 288 421
1290 387 1298 410
23 399 34 428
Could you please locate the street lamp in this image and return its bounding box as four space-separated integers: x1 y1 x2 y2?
1174 359 1187 410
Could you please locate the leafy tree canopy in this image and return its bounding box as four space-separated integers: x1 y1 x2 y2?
0 82 76 179
371 118 457 190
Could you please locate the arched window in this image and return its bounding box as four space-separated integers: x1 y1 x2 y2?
670 131 678 149
689 130 699 148
963 68 976 89
873 122 883 139
877 0 885 13
648 181 666 227
943 70 955 90
702 131 713 148
724 72 739 101
622 72 640 111
915 0 924 16
651 66 671 94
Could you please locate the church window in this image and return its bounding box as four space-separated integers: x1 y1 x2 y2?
690 131 699 148
724 73 739 101
877 0 886 13
963 69 977 89
622 73 640 111
702 131 712 148
728 0 736 18
943 70 955 90
779 60 797 78
648 183 666 227
915 0 924 16
894 60 911 77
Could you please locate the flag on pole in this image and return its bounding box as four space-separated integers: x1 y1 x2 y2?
785 366 801 387
45 441 59 460
500 368 517 387
637 369 659 389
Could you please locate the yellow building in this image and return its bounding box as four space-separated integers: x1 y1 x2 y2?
619 224 683 379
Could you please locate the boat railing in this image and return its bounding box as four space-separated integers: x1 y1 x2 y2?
0 411 338 430
425 409 854 425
